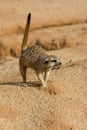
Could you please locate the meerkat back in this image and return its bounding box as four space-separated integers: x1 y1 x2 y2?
20 45 47 67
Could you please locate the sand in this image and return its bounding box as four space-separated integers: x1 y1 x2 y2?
0 0 87 130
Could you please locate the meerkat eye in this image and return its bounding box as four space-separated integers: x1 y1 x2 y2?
51 60 57 62
45 60 49 64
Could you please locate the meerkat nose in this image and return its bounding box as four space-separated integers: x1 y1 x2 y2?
58 62 62 65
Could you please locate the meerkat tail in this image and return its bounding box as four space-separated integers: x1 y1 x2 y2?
21 13 31 51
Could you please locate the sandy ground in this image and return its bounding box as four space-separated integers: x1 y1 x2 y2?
0 0 87 130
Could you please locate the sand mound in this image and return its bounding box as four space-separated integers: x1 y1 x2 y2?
1 23 87 57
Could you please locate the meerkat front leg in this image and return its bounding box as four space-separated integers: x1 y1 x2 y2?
44 69 51 86
36 72 46 87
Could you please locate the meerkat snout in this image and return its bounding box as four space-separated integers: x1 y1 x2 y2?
54 59 62 66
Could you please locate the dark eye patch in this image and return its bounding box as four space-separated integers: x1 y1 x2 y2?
45 60 49 64
51 60 57 62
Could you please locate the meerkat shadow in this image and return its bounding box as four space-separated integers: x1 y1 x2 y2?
0 81 41 88
0 81 59 95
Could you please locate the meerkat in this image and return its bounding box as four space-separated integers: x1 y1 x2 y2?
19 13 62 87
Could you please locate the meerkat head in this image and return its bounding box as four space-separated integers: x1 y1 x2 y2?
43 55 62 69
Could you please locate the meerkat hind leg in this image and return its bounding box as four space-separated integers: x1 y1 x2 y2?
20 64 27 84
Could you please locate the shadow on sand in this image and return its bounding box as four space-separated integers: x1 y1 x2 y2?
0 81 41 88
